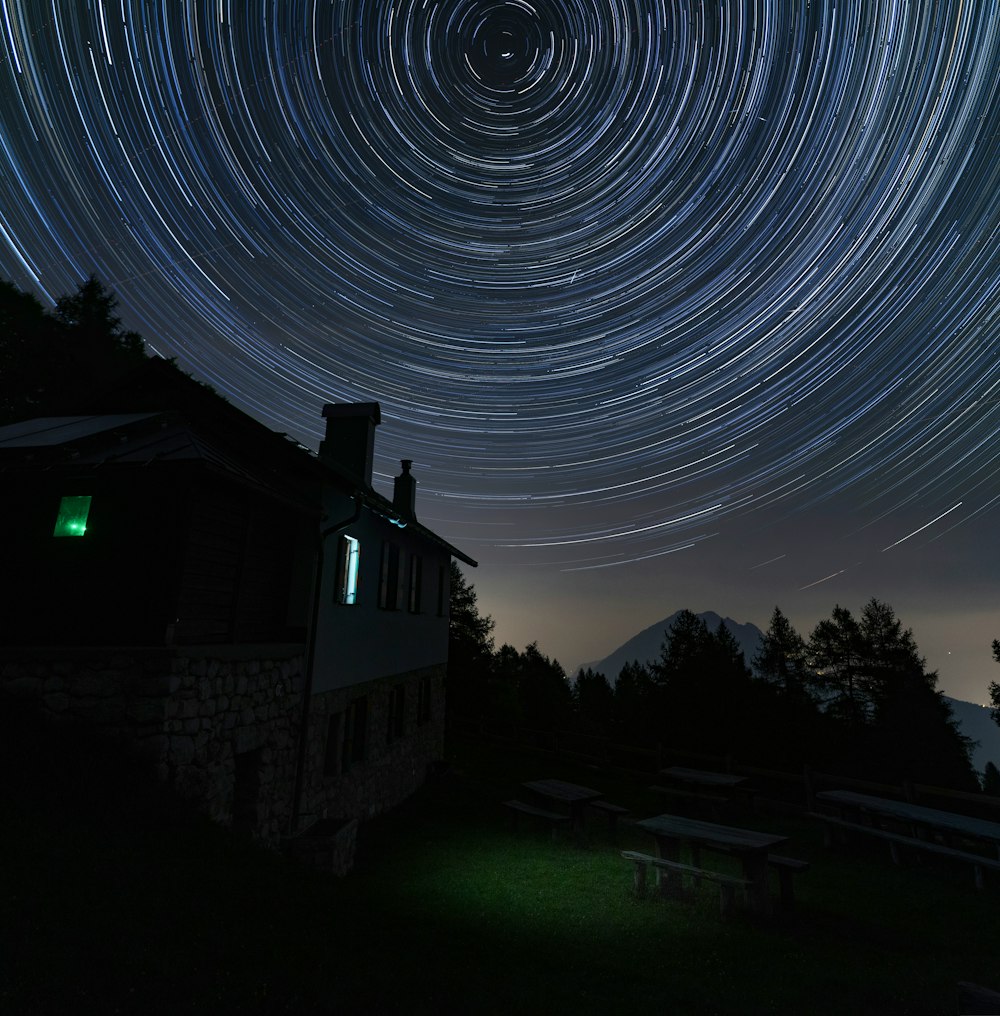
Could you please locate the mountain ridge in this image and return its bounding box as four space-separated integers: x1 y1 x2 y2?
575 610 1000 774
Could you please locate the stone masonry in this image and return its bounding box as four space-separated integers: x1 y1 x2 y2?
1 648 447 863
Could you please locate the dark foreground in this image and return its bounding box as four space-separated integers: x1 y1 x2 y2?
2 702 998 1015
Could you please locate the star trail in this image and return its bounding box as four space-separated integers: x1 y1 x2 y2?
1 2 998 695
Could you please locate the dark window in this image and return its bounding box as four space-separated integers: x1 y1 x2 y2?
408 554 422 613
323 712 343 776
378 541 400 610
387 684 405 743
342 696 368 769
417 675 432 726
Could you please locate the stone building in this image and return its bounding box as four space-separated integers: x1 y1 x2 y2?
0 359 475 869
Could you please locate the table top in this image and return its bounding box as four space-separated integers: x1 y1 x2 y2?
636 813 788 853
816 790 1000 843
522 779 603 804
660 766 748 787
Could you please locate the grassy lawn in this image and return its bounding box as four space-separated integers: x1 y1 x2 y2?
2 708 999 1014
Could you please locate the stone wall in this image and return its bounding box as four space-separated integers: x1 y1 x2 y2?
0 648 447 861
0 645 305 847
297 664 446 829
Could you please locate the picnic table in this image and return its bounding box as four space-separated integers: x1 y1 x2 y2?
636 813 789 917
661 767 748 788
813 790 1000 887
816 791 1000 856
652 767 752 818
521 779 604 834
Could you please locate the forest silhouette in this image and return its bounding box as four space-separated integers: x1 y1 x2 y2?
448 563 986 792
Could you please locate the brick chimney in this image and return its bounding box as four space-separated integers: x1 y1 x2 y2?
393 459 417 521
319 402 381 486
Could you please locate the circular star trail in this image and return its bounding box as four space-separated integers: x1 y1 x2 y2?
1 1 998 573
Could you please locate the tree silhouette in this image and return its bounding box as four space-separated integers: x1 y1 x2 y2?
808 605 867 727
514 642 572 730
574 667 613 734
754 606 809 698
0 275 146 424
984 761 1000 796
989 639 1000 730
0 280 64 423
53 274 145 361
806 600 976 786
858 598 935 719
652 610 761 756
445 561 495 718
612 660 656 743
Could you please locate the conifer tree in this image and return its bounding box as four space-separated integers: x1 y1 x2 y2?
753 606 809 697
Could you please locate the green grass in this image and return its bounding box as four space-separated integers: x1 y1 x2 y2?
2 705 999 1014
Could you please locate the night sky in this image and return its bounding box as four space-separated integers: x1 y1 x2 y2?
1 3 998 702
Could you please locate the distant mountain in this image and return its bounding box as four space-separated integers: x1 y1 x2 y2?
578 610 764 684
578 610 1000 777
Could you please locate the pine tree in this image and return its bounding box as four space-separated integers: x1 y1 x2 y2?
0 280 63 423
0 276 146 423
983 761 1000 796
988 639 1000 729
753 606 809 698
574 667 613 734
808 605 867 726
445 561 495 718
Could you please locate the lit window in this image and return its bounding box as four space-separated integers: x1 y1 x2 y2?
335 535 360 605
53 495 92 537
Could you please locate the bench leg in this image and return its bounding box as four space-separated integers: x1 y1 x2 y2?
632 860 647 896
689 845 703 888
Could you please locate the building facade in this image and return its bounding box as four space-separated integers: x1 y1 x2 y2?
0 360 475 867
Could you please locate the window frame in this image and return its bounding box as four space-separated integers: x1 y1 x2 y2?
378 541 401 610
407 554 422 614
334 534 361 605
341 696 368 770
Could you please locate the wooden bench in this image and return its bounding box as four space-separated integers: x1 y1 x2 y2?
768 854 810 911
621 850 752 918
503 799 569 840
589 800 629 836
809 812 1000 889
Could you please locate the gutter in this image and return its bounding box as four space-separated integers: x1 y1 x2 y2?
288 495 362 835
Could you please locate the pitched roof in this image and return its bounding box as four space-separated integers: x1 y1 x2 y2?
1 359 477 567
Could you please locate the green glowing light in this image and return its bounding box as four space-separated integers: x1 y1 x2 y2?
53 495 92 537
